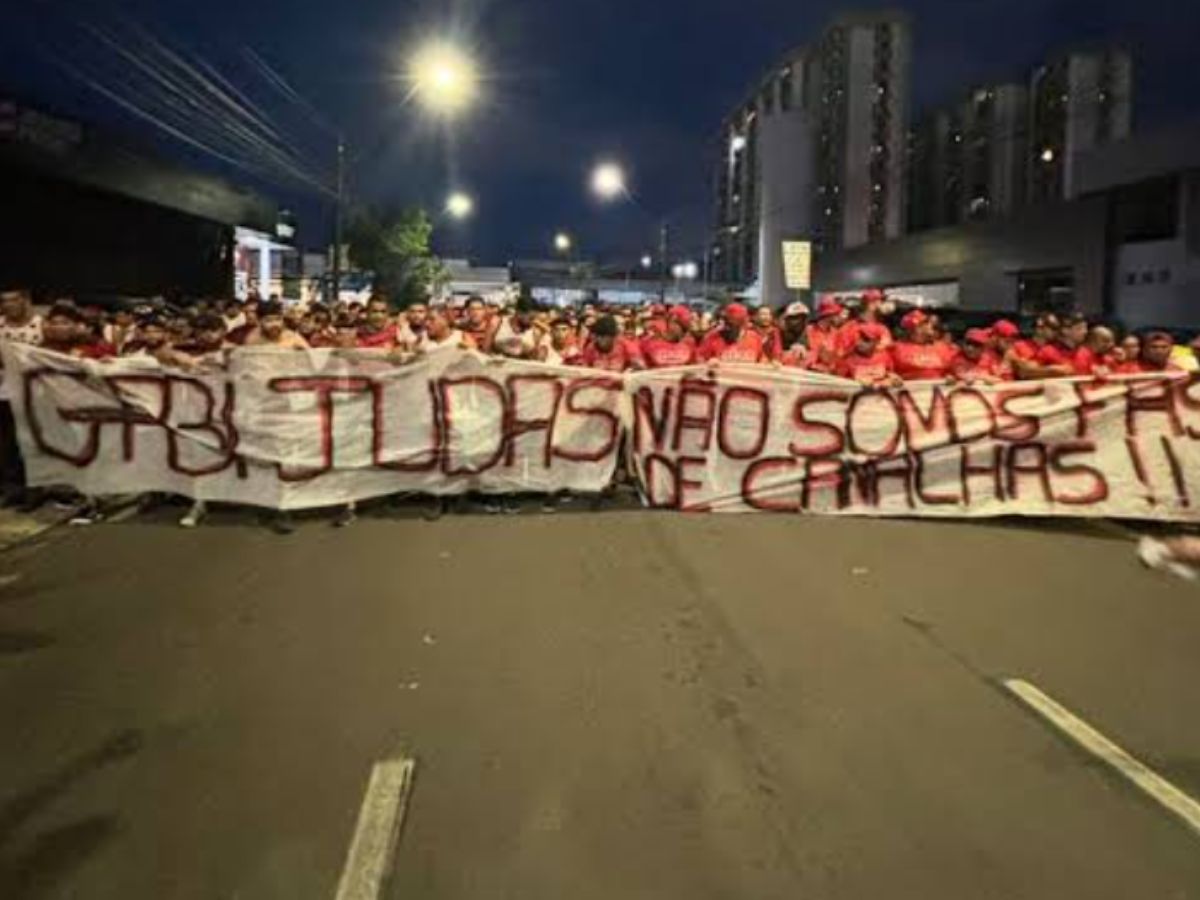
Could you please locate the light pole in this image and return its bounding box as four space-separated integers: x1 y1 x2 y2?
332 134 346 305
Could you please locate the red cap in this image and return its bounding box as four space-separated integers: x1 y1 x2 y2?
645 318 668 336
723 302 750 325
964 328 992 345
991 319 1020 339
859 322 887 342
667 305 693 328
862 288 885 305
900 309 928 332
816 298 844 319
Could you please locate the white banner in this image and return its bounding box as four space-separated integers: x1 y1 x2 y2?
8 345 1200 521
2 344 623 509
627 364 1200 521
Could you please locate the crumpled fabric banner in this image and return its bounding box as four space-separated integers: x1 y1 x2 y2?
5 344 1199 520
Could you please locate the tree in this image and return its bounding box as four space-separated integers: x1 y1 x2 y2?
345 206 448 306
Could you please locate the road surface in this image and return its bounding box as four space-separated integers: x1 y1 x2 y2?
1 501 1199 899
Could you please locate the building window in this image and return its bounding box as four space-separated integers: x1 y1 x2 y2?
1125 272 1137 286
1141 271 1155 285
1159 269 1172 283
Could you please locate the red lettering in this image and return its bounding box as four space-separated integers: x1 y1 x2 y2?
898 388 951 452
1048 441 1108 505
717 386 770 460
1005 443 1053 503
845 389 902 458
672 379 717 453
552 377 622 463
789 391 847 458
994 386 1044 442
740 457 801 512
270 376 374 481
504 374 563 469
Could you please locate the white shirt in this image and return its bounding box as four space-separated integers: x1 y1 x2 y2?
418 330 466 354
0 315 43 347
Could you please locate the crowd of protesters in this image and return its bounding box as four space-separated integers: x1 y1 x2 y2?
0 284 1196 531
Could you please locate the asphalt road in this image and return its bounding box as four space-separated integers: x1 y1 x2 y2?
2 501 1200 899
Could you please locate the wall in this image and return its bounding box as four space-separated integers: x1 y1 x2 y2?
757 80 816 308
1112 239 1200 329
813 194 1110 312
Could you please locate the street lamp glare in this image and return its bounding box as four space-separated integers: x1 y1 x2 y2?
410 41 478 115
446 192 474 219
554 232 572 253
591 162 627 200
640 254 653 269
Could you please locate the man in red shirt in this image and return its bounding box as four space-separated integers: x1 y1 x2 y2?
41 305 116 359
837 323 898 386
952 328 1007 383
1013 313 1089 379
1128 331 1183 374
698 302 764 363
576 315 644 371
1072 325 1121 376
889 310 959 381
1007 313 1058 364
778 301 811 368
642 306 699 368
751 306 783 361
805 298 849 371
356 296 398 349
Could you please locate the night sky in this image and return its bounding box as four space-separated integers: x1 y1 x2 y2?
3 0 1197 266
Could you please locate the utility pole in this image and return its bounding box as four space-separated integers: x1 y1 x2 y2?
658 221 669 304
331 134 346 305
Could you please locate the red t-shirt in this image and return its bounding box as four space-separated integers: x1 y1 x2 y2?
76 341 117 360
890 341 959 380
837 350 895 384
356 324 398 349
805 322 854 369
641 335 698 368
839 320 895 351
1119 359 1183 375
576 339 643 372
698 328 764 363
952 351 1008 382
1072 347 1122 376
752 326 784 361
1035 342 1091 375
1011 339 1039 361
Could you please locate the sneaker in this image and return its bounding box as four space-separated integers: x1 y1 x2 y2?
179 501 207 529
1138 537 1197 581
501 497 520 515
482 498 502 515
69 504 103 526
541 495 558 514
420 497 445 521
270 511 296 536
334 504 357 528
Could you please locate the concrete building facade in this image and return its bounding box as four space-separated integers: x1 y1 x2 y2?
712 11 910 305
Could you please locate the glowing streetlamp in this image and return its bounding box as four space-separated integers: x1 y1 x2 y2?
554 232 573 254
446 192 474 219
590 162 627 201
410 41 479 116
640 254 653 269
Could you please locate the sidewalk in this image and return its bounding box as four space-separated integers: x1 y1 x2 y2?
0 502 76 551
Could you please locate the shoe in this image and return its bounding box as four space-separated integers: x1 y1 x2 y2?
501 497 520 515
1138 537 1197 581
69 504 103 526
541 496 558 513
483 498 502 515
334 504 357 528
179 501 206 529
421 497 445 521
271 512 296 535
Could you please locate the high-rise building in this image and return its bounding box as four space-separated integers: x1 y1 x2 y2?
712 11 911 301
907 47 1132 233
1029 48 1133 203
907 83 1027 230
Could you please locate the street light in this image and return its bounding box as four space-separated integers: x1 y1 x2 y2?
446 192 474 219
672 261 699 281
590 162 627 201
409 41 479 116
554 232 573 254
640 254 653 270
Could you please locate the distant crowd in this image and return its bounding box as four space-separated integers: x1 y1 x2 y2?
0 286 1194 387
0 285 1194 530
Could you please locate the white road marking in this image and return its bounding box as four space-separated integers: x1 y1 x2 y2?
1004 678 1200 838
334 756 417 900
